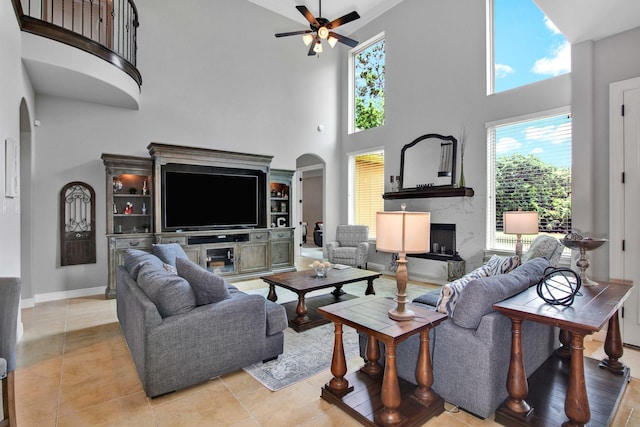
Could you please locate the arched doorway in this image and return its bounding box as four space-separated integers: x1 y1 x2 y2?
296 154 325 260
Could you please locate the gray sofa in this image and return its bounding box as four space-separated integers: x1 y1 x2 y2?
117 244 287 397
358 257 559 419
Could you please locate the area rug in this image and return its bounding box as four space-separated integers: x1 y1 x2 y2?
243 323 360 391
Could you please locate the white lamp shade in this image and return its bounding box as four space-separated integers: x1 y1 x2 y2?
503 211 538 235
376 211 431 254
302 33 314 46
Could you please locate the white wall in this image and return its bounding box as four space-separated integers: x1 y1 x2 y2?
341 0 571 279
0 0 35 278
18 0 345 298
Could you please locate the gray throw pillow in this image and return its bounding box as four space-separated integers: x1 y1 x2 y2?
175 257 230 306
123 249 163 280
137 262 196 318
521 235 564 266
152 243 188 267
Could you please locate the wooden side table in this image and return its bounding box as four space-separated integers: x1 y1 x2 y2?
319 296 447 426
493 279 633 427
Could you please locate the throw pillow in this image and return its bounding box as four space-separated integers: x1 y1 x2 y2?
123 249 163 280
435 265 492 316
521 235 564 267
486 254 521 276
175 257 230 306
152 243 188 267
136 262 196 318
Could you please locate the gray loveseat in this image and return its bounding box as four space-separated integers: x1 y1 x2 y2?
358 256 559 419
117 244 287 397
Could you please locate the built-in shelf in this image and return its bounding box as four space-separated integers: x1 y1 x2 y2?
383 187 474 200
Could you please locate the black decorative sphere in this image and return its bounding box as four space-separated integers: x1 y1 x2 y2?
536 267 581 306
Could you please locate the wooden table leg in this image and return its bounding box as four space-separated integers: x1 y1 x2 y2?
360 334 382 376
563 332 590 427
504 318 533 418
600 310 627 375
377 343 406 425
325 322 353 397
267 283 277 302
557 329 572 359
331 285 345 298
290 292 310 326
414 329 438 405
365 278 376 295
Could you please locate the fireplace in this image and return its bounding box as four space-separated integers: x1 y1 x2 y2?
408 223 457 261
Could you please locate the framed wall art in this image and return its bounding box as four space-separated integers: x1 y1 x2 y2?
5 138 19 198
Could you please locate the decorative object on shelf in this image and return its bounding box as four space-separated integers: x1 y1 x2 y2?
280 202 287 212
503 208 538 258
390 175 400 192
376 203 430 321
113 177 123 193
141 203 147 215
458 127 466 187
113 202 118 214
277 217 287 227
536 266 581 306
311 260 332 277
123 202 133 214
561 234 608 286
115 224 122 233
142 179 148 195
129 188 137 194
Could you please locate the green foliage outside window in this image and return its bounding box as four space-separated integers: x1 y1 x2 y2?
496 154 571 233
354 39 385 131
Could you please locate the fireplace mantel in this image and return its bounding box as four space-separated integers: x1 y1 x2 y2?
382 187 474 200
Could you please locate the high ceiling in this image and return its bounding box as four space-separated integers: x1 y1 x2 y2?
251 0 640 42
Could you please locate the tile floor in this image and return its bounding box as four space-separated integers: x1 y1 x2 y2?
13 258 640 426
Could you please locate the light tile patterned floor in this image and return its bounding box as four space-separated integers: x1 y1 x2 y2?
13 257 640 426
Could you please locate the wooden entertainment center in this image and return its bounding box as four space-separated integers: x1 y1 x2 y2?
102 143 295 299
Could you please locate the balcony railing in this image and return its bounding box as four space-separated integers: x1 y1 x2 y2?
13 0 141 87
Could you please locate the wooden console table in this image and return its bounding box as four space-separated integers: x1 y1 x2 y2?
319 297 447 426
493 279 633 427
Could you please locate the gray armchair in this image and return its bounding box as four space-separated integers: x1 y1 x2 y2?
1 277 20 427
327 225 370 268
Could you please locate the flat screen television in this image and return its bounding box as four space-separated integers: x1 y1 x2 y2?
161 164 266 231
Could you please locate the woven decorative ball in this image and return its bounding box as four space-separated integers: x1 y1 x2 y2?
536 266 582 306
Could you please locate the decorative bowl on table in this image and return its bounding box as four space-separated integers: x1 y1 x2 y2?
560 235 608 286
311 260 332 277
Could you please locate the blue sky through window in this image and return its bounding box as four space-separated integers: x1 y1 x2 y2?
494 0 570 93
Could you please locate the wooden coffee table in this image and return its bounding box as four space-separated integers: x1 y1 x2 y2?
261 268 380 332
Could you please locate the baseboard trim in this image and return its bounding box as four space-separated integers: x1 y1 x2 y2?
25 286 105 305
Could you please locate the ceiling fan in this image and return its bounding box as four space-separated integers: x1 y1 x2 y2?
274 0 360 56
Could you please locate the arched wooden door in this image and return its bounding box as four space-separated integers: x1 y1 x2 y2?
60 181 96 266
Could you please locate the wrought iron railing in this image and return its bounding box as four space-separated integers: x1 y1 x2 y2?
13 0 141 86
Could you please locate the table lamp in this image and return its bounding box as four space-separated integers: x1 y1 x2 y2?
503 208 538 258
376 203 430 321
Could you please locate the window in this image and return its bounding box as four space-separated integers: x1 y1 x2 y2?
488 0 570 94
348 150 384 238
349 32 385 133
487 109 572 251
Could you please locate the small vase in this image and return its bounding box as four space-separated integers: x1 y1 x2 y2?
459 163 465 188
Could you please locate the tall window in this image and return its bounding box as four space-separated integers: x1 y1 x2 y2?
349 32 385 133
348 150 384 238
488 0 570 94
487 109 572 251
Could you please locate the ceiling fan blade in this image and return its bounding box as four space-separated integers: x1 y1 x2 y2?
328 11 360 29
329 32 359 48
275 30 312 38
296 5 319 27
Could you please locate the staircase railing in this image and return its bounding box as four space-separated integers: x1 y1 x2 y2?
13 0 141 87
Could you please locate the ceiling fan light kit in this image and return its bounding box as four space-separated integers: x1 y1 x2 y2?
274 0 360 56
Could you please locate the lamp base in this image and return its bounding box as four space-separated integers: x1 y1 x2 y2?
388 306 415 321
